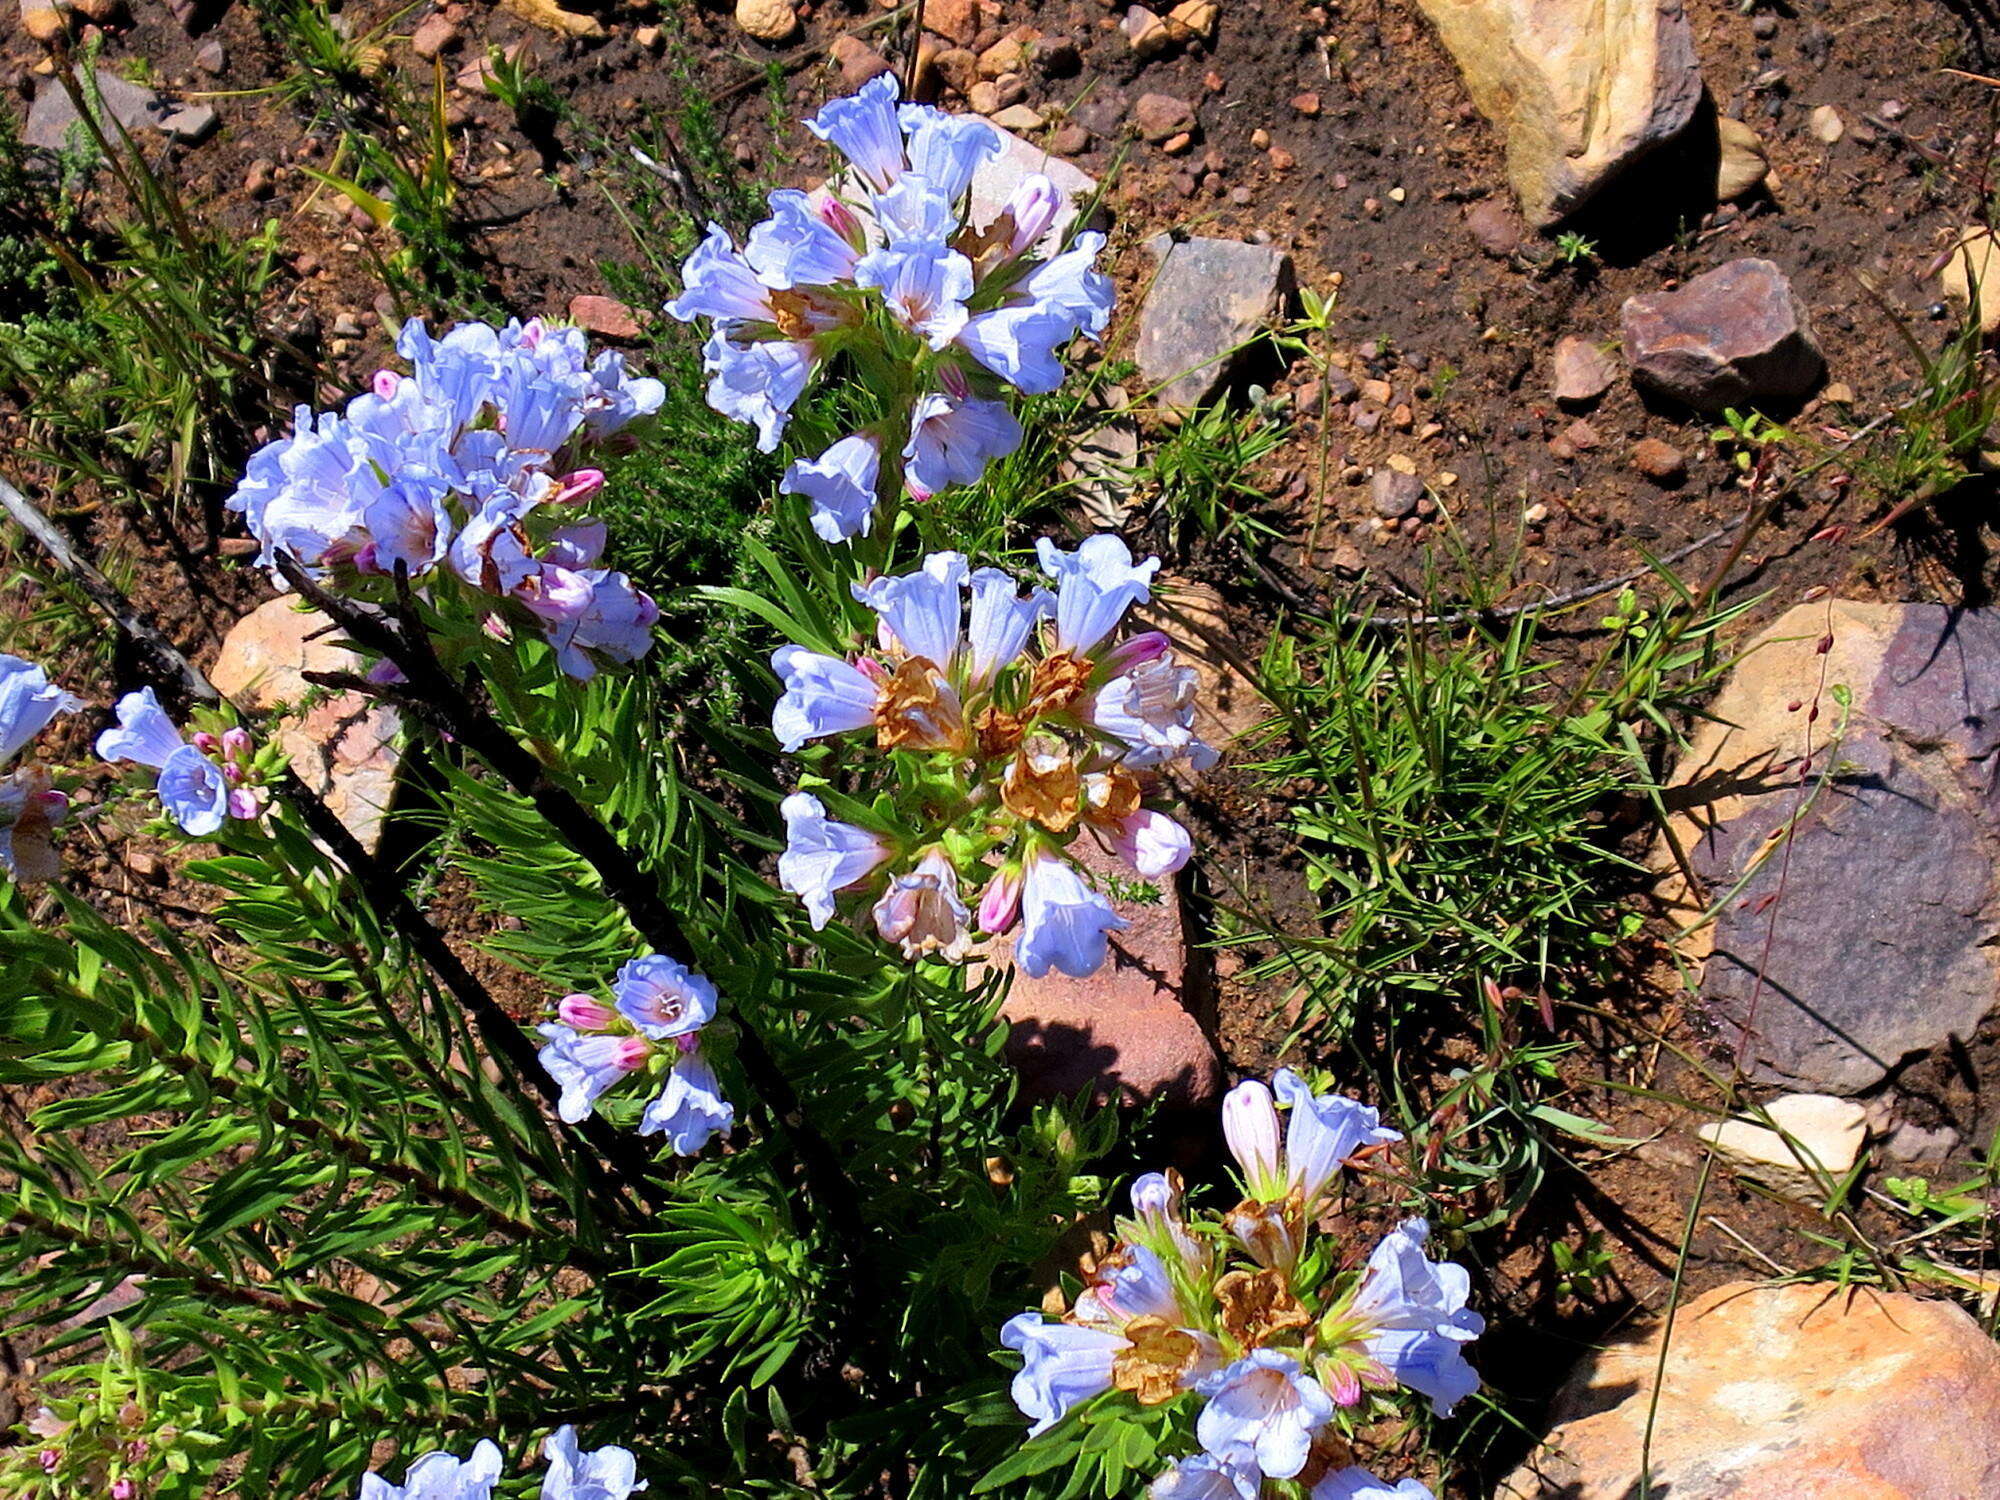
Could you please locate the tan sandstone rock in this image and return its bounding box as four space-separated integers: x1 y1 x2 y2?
211 598 403 854
1500 1282 2000 1498
1940 226 2000 335
1412 0 1704 226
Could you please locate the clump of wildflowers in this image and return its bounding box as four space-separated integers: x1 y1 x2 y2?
536 954 734 1153
665 73 1112 544
772 534 1213 977
0 653 80 882
95 689 272 837
996 1071 1478 1497
357 1426 645 1500
226 317 664 681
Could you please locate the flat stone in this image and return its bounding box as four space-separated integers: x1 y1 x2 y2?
1064 416 1140 529
411 12 460 58
1413 0 1704 225
1715 115 1769 200
1621 258 1823 413
156 102 217 144
1696 1092 1867 1200
211 598 402 854
567 294 647 341
1499 1282 2000 1499
1121 4 1174 55
1000 838 1223 1110
1939 227 2000 336
1551 335 1617 405
1135 234 1292 409
1132 91 1195 143
1660 601 2000 1091
991 103 1045 133
25 70 160 151
1629 436 1685 482
1465 196 1524 257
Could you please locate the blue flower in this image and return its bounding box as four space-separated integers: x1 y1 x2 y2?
745 189 864 289
1036 534 1159 655
852 550 968 667
95 690 232 836
525 566 660 680
1016 850 1126 978
639 1050 734 1155
1101 806 1191 880
770 646 881 751
1073 1242 1183 1328
611 954 719 1041
897 103 1001 200
964 567 1051 687
357 1439 503 1500
540 1425 647 1500
664 223 784 329
1089 656 1218 771
700 331 815 453
806 73 906 192
1193 1349 1334 1481
1020 231 1115 340
360 471 455 577
1149 1455 1260 1500
781 433 882 543
0 654 80 766
778 792 893 928
998 1313 1125 1437
958 302 1082 394
1272 1068 1401 1206
536 1023 650 1124
1350 1218 1484 1416
1312 1468 1434 1500
902 389 1023 499
855 241 975 350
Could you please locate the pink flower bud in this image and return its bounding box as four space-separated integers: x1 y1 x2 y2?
819 194 865 249
372 370 402 400
112 1478 136 1500
39 1450 59 1474
221 727 252 758
191 731 221 755
557 994 618 1030
673 1031 701 1055
1096 630 1174 678
227 789 261 822
978 867 1022 935
613 1035 653 1071
223 763 245 785
550 468 605 506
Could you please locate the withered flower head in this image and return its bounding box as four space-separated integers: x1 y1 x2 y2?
1214 1267 1312 1350
1222 1189 1305 1271
1111 1316 1207 1406
874 656 966 752
1082 766 1144 827
1024 650 1097 719
972 703 1028 760
1001 745 1084 832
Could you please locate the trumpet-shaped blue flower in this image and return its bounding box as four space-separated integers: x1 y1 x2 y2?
745 190 864 289
771 646 881 751
1273 1068 1401 1206
903 389 1023 499
778 791 893 928
536 1023 650 1124
805 72 906 192
1102 806 1192 879
853 549 968 666
1020 232 1115 340
959 303 1084 395
96 689 235 836
527 567 661 681
855 241 975 350
665 224 786 329
1037 534 1159 655
640 1049 735 1155
870 172 962 247
965 567 1051 686
612 954 719 1041
700 332 816 454
0 654 80 766
998 1313 1126 1437
541 1426 647 1500
1313 1469 1434 1500
1349 1219 1483 1416
361 471 455 577
357 1439 504 1500
1150 1455 1259 1500
1193 1349 1334 1481
1090 656 1218 771
1017 849 1126 978
782 433 882 543
897 103 1001 200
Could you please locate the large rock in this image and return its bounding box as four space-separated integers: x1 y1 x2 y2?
966 125 1101 248
1000 839 1224 1109
25 70 163 151
1500 1282 2000 1498
1412 0 1703 226
1621 258 1824 412
210 598 403 853
1695 1092 1867 1201
1659 601 2000 1091
1135 235 1293 409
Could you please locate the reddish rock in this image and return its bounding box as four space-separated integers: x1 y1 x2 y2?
1629 437 1686 484
1464 196 1523 258
1551 334 1617 405
1500 1282 2000 1499
999 839 1222 1110
933 46 980 93
410 12 460 58
1620 258 1824 413
830 33 894 87
211 599 402 854
1132 91 1196 143
925 0 982 45
1289 90 1321 115
567 294 646 341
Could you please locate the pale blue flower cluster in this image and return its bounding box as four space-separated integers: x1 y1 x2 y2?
665 73 1113 544
96 689 263 837
997 1073 1476 1497
228 317 665 680
535 953 734 1153
771 535 1213 978
0 653 81 882
357 1425 644 1500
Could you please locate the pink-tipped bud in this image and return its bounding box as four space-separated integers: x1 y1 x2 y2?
1324 1361 1363 1407
223 763 245 785
939 363 972 402
612 1035 653 1071
112 1479 136 1500
1097 630 1174 677
372 370 402 400
819 194 865 249
221 727 252 759
673 1031 702 1055
1001 173 1062 257
191 731 221 755
978 867 1022 935
551 468 605 506
520 318 546 349
557 994 618 1030
39 1451 59 1474
227 789 261 822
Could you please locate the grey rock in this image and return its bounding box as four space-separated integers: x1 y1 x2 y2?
1465 196 1523 257
1621 258 1823 412
1369 468 1424 519
1135 235 1293 409
192 38 226 74
1065 415 1140 529
157 102 217 143
1552 334 1617 405
25 70 159 151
